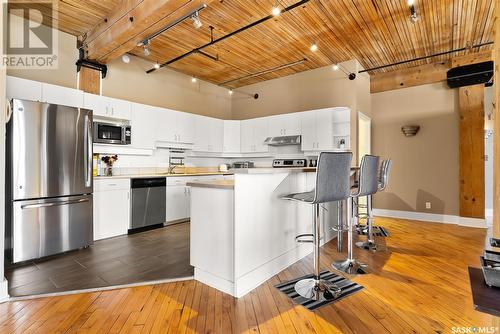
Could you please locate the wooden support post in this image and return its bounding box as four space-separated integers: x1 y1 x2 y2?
459 85 485 219
493 0 500 239
78 67 100 95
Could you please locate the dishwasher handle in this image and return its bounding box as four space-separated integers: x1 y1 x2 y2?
131 177 166 189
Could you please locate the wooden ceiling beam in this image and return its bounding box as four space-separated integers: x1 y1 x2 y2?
81 0 212 63
370 50 492 93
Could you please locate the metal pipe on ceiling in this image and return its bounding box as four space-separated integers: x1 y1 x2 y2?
220 58 308 86
146 0 311 74
358 41 493 73
140 3 208 46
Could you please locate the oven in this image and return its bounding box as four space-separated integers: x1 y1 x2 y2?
93 121 131 145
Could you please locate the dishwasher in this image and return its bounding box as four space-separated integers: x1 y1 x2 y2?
130 177 166 232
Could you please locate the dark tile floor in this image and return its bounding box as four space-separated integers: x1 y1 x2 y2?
5 222 193 297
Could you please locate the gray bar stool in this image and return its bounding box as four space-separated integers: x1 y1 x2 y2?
332 154 379 275
282 151 352 300
355 159 393 251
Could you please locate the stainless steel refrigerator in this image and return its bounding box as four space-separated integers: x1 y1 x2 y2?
6 99 94 263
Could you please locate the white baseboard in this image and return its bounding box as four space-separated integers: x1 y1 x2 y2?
0 279 9 303
373 209 487 228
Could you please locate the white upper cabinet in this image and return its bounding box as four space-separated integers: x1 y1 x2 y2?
106 97 131 120
194 115 223 152
7 76 83 108
42 83 84 108
240 118 269 153
7 76 42 102
83 93 131 120
155 108 194 145
268 113 301 137
301 107 351 151
177 111 195 144
223 120 241 153
130 103 156 149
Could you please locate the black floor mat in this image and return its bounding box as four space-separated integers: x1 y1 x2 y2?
274 270 364 311
491 238 500 248
356 225 390 237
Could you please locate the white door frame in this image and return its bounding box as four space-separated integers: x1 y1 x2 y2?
357 111 372 162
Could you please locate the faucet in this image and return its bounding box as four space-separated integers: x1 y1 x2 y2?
168 165 179 174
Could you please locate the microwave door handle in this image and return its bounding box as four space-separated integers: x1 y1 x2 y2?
84 115 92 187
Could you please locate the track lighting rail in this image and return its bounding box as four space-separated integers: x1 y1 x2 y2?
220 58 307 86
358 41 493 73
140 3 207 47
146 0 310 73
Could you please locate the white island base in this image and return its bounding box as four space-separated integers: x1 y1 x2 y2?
188 168 341 298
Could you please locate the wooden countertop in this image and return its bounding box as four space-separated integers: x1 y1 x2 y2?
95 172 232 180
186 179 235 189
229 167 359 174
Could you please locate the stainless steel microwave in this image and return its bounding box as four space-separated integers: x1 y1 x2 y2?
93 121 131 145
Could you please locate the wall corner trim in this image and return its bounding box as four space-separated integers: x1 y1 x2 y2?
0 279 9 303
373 209 487 229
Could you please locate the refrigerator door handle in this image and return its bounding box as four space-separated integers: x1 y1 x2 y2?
84 114 92 187
21 198 90 210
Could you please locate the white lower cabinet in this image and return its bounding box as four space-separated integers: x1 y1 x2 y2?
166 178 190 222
93 179 130 240
166 175 226 222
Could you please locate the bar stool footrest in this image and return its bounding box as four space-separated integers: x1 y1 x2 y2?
331 224 349 232
295 234 314 243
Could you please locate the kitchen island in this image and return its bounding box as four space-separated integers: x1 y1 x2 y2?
188 167 343 298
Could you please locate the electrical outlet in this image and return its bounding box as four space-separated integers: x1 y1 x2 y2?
425 202 431 209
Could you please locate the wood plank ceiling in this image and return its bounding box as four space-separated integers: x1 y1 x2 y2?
11 0 494 88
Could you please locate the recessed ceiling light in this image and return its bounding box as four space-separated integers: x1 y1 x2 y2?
191 77 197 83
228 89 233 95
332 64 339 71
310 42 318 52
154 62 160 69
121 54 130 64
271 6 281 16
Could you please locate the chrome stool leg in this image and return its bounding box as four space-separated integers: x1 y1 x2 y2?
337 200 344 252
332 198 369 275
294 204 342 300
356 195 383 251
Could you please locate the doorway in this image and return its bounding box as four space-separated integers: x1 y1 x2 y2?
358 112 372 163
357 112 372 212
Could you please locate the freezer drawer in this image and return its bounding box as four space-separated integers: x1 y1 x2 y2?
12 194 93 263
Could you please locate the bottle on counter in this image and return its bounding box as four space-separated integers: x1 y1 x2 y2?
93 154 98 177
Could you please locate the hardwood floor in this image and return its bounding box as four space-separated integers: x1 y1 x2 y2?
5 223 192 297
0 217 498 333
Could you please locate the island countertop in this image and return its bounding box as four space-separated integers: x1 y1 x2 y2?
229 167 359 174
187 179 235 189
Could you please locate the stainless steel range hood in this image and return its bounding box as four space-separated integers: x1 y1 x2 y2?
264 135 301 146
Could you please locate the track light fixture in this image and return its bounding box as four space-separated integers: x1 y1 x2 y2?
191 11 203 29
143 40 151 56
121 54 130 64
408 0 418 23
332 64 339 71
310 42 318 52
272 5 281 16
154 61 160 69
228 89 233 95
191 77 197 83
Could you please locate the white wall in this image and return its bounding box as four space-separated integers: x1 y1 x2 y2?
0 0 9 301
